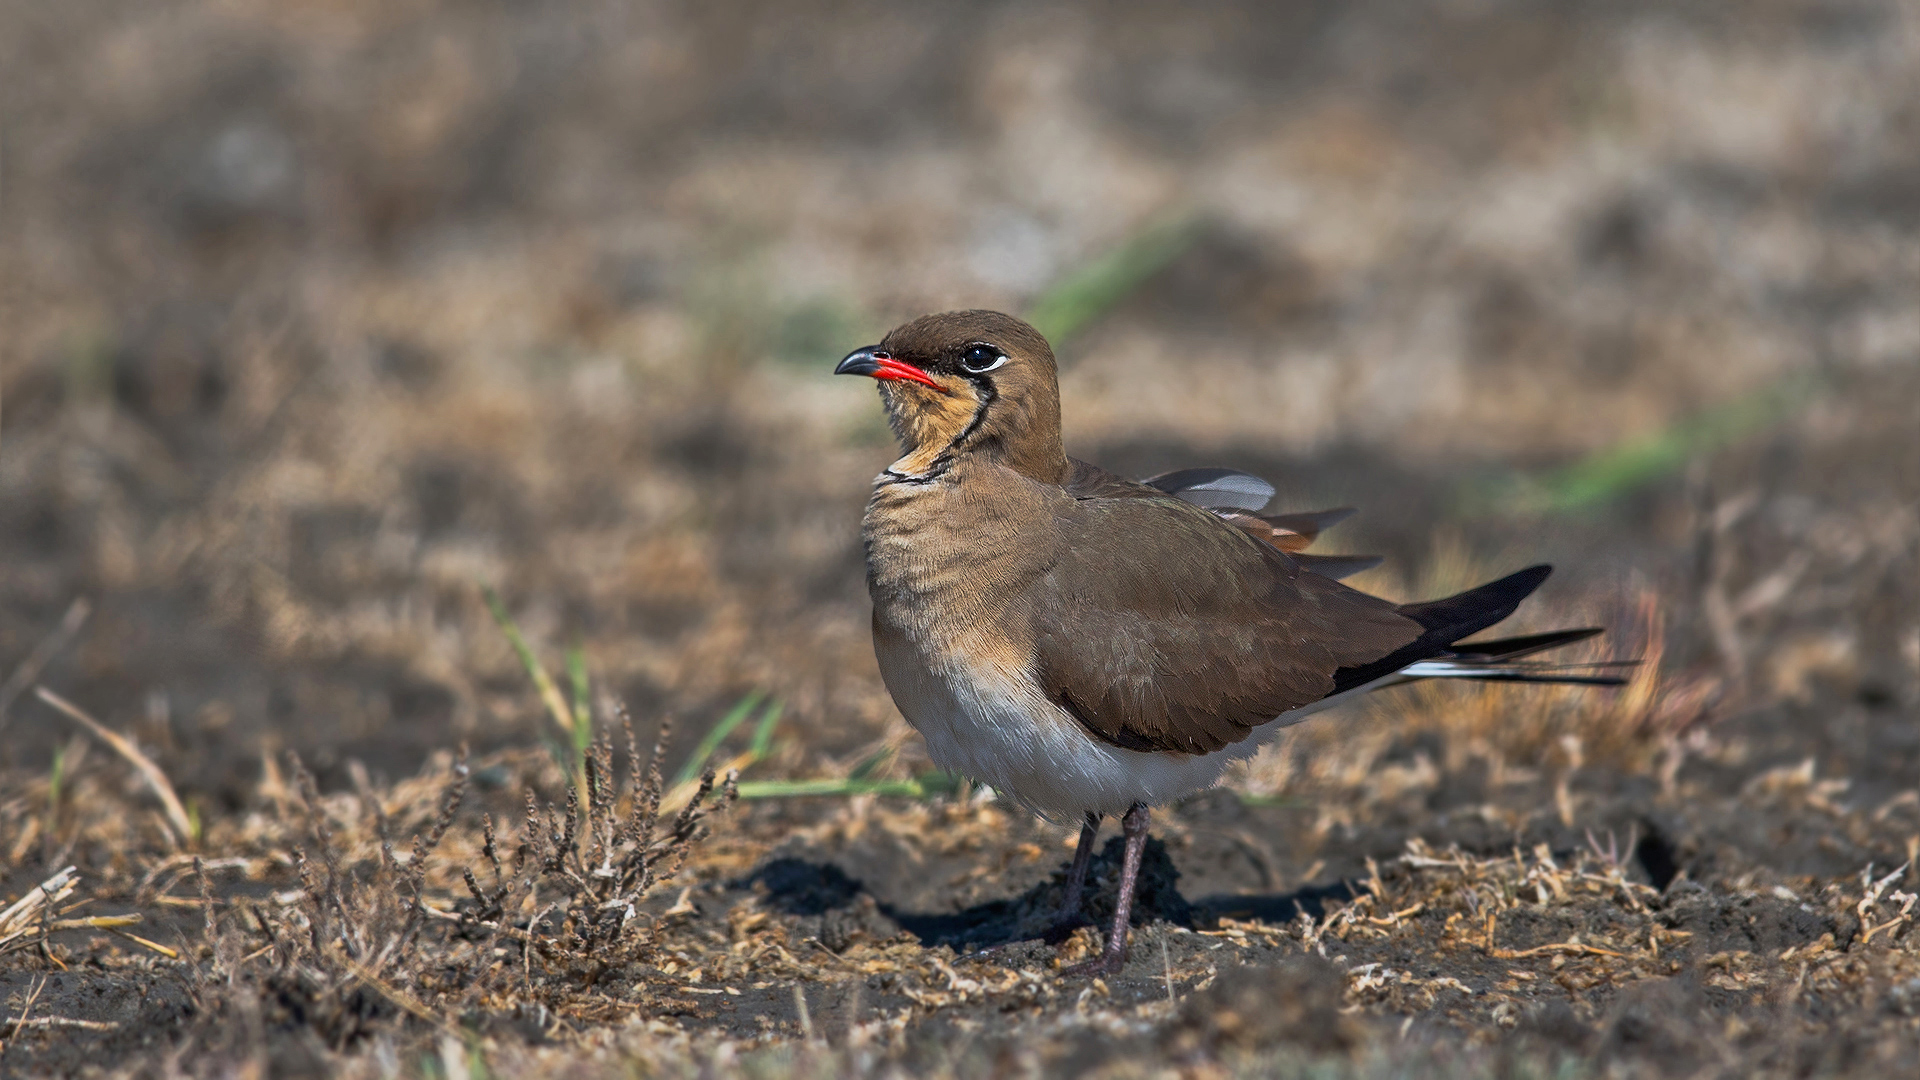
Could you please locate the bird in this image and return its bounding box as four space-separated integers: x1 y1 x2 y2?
835 309 1626 978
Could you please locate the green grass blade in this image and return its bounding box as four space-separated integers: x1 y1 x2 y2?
747 699 783 761
912 770 962 797
1024 212 1201 345
677 691 764 785
734 771 961 801
564 645 592 752
480 585 575 736
733 778 916 799
846 747 892 782
49 741 66 810
1469 370 1824 517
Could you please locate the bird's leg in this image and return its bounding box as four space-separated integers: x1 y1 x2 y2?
1062 803 1149 978
1043 812 1102 943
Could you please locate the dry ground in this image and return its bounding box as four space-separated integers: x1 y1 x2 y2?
3 0 1918 1076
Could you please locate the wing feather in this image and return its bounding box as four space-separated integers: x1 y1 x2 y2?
1031 463 1422 755
1141 467 1276 511
1215 508 1361 554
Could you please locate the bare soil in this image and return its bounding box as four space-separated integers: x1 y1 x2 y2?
2 1 1917 1076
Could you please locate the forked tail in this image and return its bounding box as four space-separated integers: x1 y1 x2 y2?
1396 626 1635 686
1334 566 1635 692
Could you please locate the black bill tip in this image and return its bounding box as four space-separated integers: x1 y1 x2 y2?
834 346 884 377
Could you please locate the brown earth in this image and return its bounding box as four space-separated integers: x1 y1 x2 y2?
2 1 1917 1076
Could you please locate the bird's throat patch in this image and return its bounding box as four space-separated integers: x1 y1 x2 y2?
884 381 991 480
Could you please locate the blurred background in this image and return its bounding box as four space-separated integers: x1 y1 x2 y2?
2 0 1916 805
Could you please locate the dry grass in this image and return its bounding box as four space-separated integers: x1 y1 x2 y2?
197 719 735 1053
2 0 1918 1075
4 697 1918 1077
0 710 742 1069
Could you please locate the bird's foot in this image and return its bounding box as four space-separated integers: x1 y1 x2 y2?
1059 946 1127 980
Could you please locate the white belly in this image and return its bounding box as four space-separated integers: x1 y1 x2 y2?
876 630 1407 819
874 636 1235 818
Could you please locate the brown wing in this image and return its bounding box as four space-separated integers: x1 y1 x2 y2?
1032 464 1422 755
1216 508 1364 555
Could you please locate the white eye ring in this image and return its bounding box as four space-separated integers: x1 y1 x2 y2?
960 345 1009 373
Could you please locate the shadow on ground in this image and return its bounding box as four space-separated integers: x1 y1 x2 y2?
744 848 1374 953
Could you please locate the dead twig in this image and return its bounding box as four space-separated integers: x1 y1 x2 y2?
34 687 195 845
1857 862 1915 945
2 1016 119 1035
0 974 50 1055
339 954 454 1032
0 868 78 952
1366 903 1426 927
28 915 178 960
0 865 180 960
1487 941 1628 960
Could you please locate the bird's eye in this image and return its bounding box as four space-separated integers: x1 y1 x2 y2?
960 343 1008 373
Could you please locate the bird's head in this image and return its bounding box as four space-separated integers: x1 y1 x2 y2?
835 310 1067 482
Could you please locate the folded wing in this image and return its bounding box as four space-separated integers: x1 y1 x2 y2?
1034 471 1423 755
1041 462 1610 755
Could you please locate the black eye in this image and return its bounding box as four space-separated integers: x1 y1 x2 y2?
960 343 1008 374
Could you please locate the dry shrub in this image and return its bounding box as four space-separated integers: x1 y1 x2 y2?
463 715 737 988
228 751 470 1047
207 710 734 1052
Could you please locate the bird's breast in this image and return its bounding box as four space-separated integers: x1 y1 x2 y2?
859 471 1056 647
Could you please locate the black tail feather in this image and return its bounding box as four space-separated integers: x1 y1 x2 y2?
1399 564 1554 644
1424 670 1630 687
1445 626 1605 662
1330 565 1554 694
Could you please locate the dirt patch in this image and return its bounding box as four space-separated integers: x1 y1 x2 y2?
3 0 1919 1075
6 720 1917 1077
